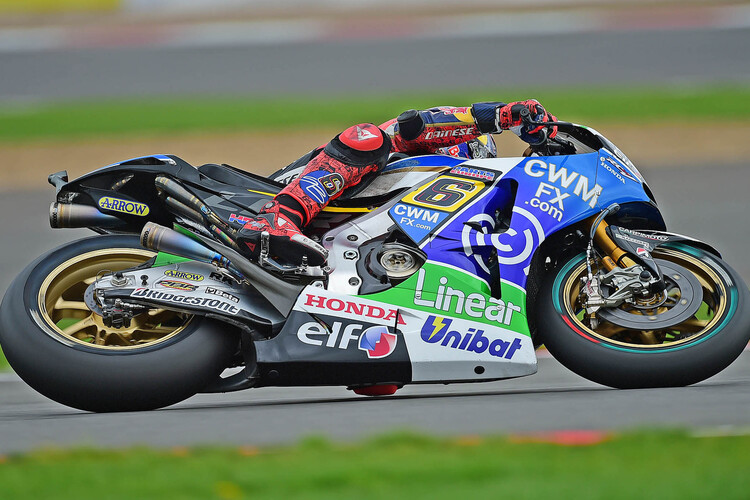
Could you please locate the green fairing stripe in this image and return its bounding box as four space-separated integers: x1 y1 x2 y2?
173 224 204 242
360 261 530 336
153 224 204 266
553 243 738 353
153 252 194 267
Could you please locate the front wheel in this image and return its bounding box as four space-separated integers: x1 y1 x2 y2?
535 243 750 388
0 235 239 412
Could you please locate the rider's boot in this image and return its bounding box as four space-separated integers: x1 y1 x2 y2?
237 123 391 266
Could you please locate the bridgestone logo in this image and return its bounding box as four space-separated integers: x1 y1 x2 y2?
130 288 239 315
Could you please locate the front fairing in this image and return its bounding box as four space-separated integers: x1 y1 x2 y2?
392 149 656 290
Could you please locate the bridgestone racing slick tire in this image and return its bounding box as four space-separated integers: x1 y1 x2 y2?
0 235 239 412
535 242 750 389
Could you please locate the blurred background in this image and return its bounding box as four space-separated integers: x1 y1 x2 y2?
1 0 750 291
0 0 749 488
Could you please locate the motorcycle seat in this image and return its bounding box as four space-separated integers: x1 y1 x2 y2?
197 162 383 206
197 163 283 195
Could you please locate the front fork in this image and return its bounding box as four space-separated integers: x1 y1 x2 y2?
581 214 658 326
590 219 637 271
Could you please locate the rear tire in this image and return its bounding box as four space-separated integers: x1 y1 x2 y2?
0 235 239 412
535 243 750 388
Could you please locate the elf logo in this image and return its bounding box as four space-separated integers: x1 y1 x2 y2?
421 315 523 359
358 326 398 359
297 321 398 359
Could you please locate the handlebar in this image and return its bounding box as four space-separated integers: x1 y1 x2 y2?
515 108 616 158
518 106 570 128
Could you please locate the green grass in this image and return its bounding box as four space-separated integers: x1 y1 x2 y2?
1 86 749 143
0 0 117 14
0 430 748 499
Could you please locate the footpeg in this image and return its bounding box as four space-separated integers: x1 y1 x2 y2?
256 230 327 279
260 231 270 260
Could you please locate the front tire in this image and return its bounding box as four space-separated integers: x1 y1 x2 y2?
535 243 750 388
0 235 239 412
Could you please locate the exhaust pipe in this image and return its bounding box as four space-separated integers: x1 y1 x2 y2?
155 176 238 238
49 202 124 229
141 222 242 276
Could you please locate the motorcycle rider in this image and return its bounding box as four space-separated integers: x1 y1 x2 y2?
237 99 557 266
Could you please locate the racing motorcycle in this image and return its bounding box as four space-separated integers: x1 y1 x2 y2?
1 111 749 412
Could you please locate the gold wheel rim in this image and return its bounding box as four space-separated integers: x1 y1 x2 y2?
38 248 192 350
562 247 727 348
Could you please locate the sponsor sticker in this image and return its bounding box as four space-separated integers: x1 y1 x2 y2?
158 279 197 292
601 154 639 183
98 197 150 216
299 171 345 205
296 321 398 359
524 182 566 221
622 229 670 241
303 294 405 325
424 126 475 141
389 203 450 243
460 206 545 281
421 315 523 359
440 106 470 116
164 270 204 282
130 288 239 315
524 159 603 209
402 175 484 212
229 213 253 224
205 286 240 303
297 321 360 349
358 326 398 359
443 145 463 158
449 166 495 181
413 268 520 326
614 232 652 250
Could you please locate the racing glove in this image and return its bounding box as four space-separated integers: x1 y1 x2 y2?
497 100 558 145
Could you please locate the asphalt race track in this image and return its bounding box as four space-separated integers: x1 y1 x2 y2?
0 353 747 453
0 162 748 452
2 28 749 102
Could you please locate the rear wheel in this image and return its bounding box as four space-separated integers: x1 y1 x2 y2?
0 235 239 412
535 243 750 388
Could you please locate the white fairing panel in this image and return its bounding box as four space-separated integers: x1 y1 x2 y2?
293 286 537 383
399 307 537 383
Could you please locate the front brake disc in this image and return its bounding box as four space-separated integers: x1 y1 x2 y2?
598 259 703 330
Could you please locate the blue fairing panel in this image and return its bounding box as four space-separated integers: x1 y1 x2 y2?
383 154 467 172
395 150 655 290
